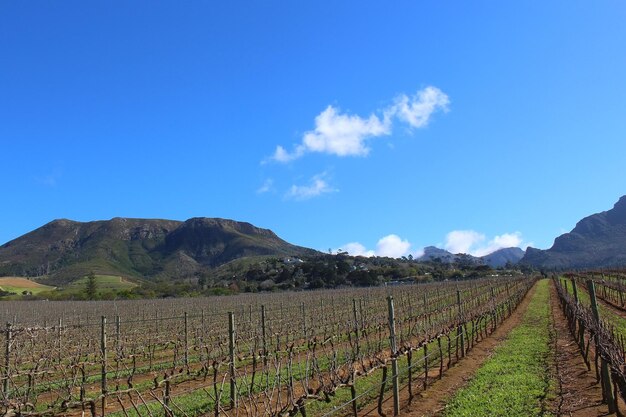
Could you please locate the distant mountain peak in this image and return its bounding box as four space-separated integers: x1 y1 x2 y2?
417 245 524 268
521 195 626 269
480 247 525 268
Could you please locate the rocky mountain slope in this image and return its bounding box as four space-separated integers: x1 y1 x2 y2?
481 247 526 268
418 246 459 263
521 196 626 269
0 217 316 283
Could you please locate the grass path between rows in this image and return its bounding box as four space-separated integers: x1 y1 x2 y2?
443 279 555 417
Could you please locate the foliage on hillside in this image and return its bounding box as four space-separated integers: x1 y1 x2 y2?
3 253 525 300
0 217 317 284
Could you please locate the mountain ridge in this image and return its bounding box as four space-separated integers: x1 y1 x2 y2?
0 217 317 283
418 245 525 268
521 195 626 269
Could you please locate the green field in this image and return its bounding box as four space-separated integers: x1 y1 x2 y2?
0 275 138 299
60 274 137 293
0 277 56 296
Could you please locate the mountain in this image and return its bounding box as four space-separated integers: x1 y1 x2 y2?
418 246 458 263
480 247 525 268
418 246 484 266
418 245 525 268
0 217 317 283
521 195 626 269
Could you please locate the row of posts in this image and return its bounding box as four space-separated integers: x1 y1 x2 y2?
2 312 197 413
385 288 465 416
566 277 616 413
2 290 473 417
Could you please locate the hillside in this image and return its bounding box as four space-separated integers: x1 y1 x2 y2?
418 246 458 263
0 217 317 283
480 247 525 268
521 195 626 269
418 246 524 268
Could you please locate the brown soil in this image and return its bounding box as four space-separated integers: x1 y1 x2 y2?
550 281 621 416
358 282 538 417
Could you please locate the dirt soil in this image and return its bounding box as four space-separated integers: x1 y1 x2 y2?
548 280 612 416
359 282 538 417
550 285 626 417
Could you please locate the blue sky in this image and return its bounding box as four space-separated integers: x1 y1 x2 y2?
1 1 625 257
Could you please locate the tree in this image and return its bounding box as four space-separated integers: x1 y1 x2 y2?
86 272 98 300
276 267 292 283
197 274 207 289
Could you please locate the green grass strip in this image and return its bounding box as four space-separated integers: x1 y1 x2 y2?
443 279 554 417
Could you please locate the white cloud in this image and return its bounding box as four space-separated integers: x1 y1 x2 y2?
270 86 449 163
285 173 337 200
473 232 524 257
256 179 274 194
272 105 391 162
444 230 486 254
338 229 525 260
375 234 412 258
302 106 391 156
489 232 523 249
390 86 450 128
444 230 525 257
341 242 375 257
271 146 301 163
412 247 425 259
339 234 423 259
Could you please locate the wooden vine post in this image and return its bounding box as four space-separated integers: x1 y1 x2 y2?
3 322 11 398
350 378 358 417
571 279 579 304
58 318 63 363
115 315 121 375
261 305 267 367
423 343 429 389
457 290 465 357
359 298 364 329
587 280 616 412
378 366 388 417
164 377 171 414
184 312 189 369
387 295 400 416
228 311 237 409
101 316 108 414
301 302 307 339
353 299 360 357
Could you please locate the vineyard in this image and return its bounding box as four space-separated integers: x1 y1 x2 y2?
555 271 626 413
0 278 534 417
